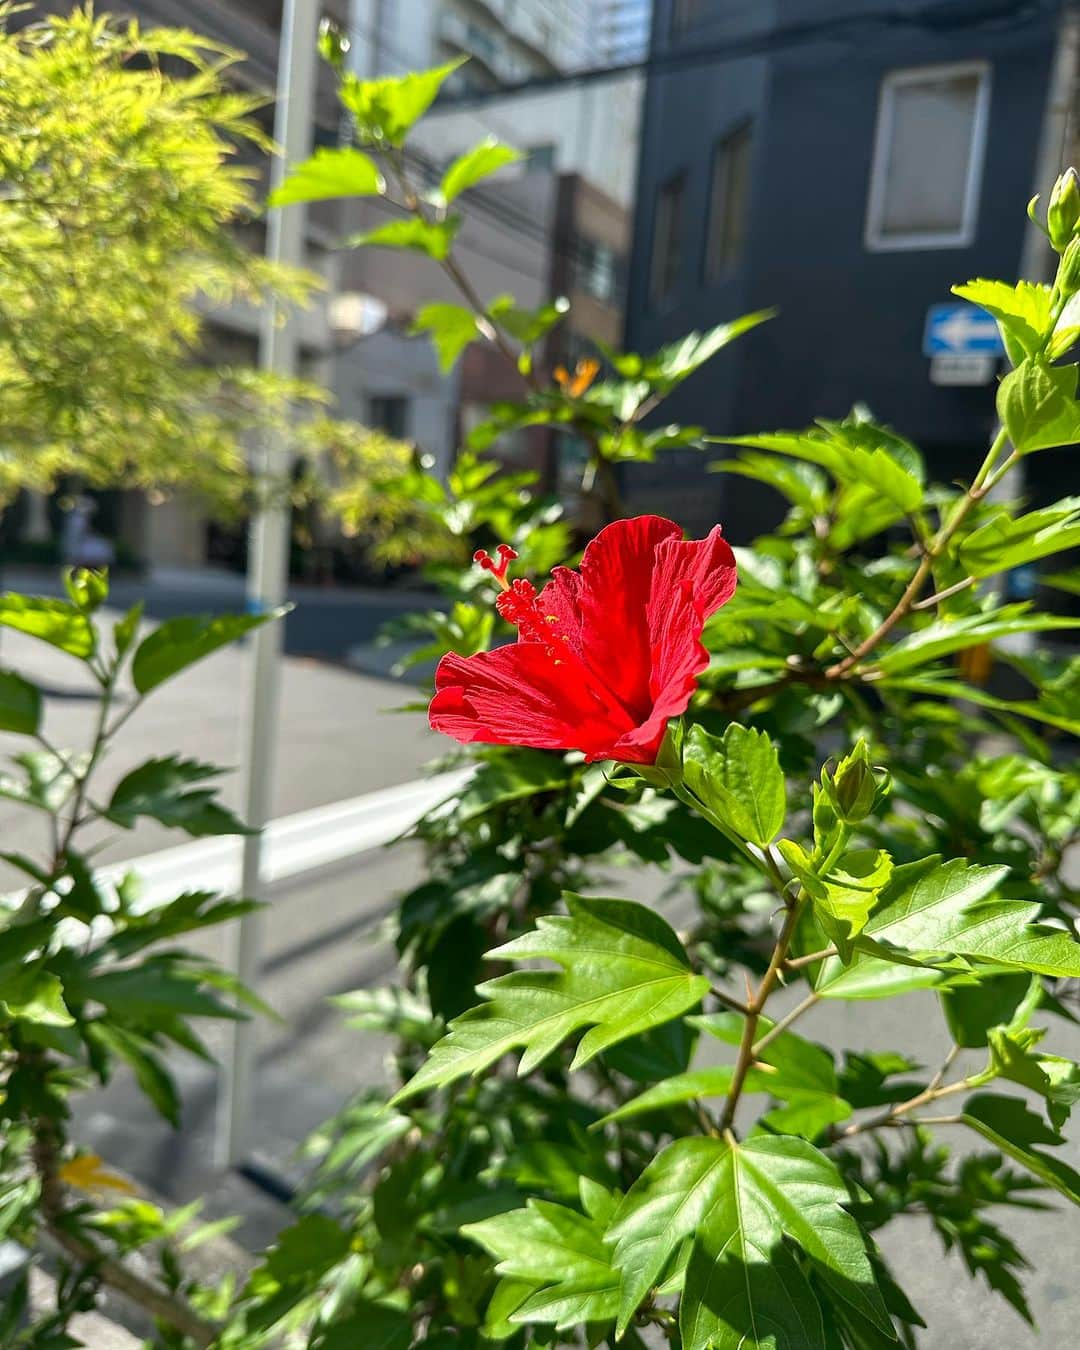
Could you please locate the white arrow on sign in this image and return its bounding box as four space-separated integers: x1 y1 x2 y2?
933 309 998 351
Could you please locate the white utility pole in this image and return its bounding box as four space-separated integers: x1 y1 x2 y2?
217 0 320 1167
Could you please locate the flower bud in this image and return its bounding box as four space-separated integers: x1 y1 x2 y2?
1048 168 1080 251
822 741 880 824
1060 236 1080 297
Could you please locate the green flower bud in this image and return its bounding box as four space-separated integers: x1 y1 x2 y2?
1060 236 1080 297
1047 168 1080 251
822 741 880 824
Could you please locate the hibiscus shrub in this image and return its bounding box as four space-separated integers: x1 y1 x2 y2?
271 61 1080 1350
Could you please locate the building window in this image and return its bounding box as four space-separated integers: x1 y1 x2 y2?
650 172 686 307
369 395 409 440
704 121 753 281
573 237 621 303
865 62 991 250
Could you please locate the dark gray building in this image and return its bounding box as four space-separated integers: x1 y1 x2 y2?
624 0 1066 539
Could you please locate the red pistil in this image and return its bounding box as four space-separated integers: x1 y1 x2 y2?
473 543 519 591
476 545 565 654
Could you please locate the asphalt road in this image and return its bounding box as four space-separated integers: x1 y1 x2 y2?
2 571 1078 1345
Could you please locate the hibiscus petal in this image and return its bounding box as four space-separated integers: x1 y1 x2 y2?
575 515 682 720
430 644 632 758
649 524 737 621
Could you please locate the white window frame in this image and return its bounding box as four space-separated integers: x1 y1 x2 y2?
864 61 992 252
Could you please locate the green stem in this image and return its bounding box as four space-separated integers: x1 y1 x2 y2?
826 423 1013 678
718 898 806 1132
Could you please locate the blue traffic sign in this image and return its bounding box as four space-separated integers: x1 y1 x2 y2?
923 303 1004 357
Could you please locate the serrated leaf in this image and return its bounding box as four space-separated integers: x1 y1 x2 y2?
348 216 460 260
958 498 1080 576
392 894 709 1102
952 279 1051 364
607 1135 894 1348
340 58 465 147
683 722 786 847
0 594 95 659
269 146 384 206
438 138 522 203
961 1093 1080 1204
410 302 479 372
998 358 1080 453
131 610 281 694
463 1191 621 1330
717 414 924 514
0 669 41 735
816 857 1080 998
987 1029 1080 1129
779 841 892 951
106 756 251 837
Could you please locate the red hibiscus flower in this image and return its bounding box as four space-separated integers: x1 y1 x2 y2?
428 515 737 765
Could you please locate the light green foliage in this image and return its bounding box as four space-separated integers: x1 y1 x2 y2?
608 1135 893 1348
269 145 385 204
998 359 1080 452
682 722 787 847
0 569 278 1344
438 138 523 204
339 58 464 147
0 9 321 508
394 895 709 1099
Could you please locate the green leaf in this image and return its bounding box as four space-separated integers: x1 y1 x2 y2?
348 216 460 260
952 279 1052 364
998 358 1080 453
455 750 572 822
622 312 774 393
873 605 1080 674
958 498 1080 576
0 968 72 1027
0 669 41 735
105 756 251 837
392 894 709 1102
694 1013 853 1139
488 293 569 344
410 302 479 372
961 1093 1080 1204
597 1066 741 1126
607 1135 893 1348
717 414 924 515
131 610 281 694
780 842 892 951
880 672 1080 738
314 1304 412 1350
683 722 786 847
0 594 95 660
986 1029 1080 1130
339 58 465 147
268 146 384 206
89 1023 180 1126
816 857 1080 998
463 1186 621 1331
941 972 1040 1048
438 138 522 204
0 750 81 814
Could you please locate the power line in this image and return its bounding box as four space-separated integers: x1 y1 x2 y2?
429 0 1059 109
